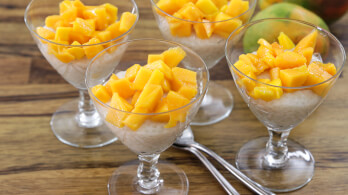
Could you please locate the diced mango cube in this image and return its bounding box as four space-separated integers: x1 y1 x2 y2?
119 12 137 33
202 19 214 37
314 61 337 76
67 41 85 60
135 84 164 111
102 3 118 24
261 52 276 68
156 0 189 15
257 45 274 58
171 67 197 91
178 85 198 99
298 47 314 65
237 72 256 92
214 12 242 38
270 67 280 80
59 0 73 14
106 92 133 128
151 98 170 122
144 60 173 80
109 78 135 99
45 15 61 30
133 67 153 90
162 46 186 68
147 69 165 86
278 32 295 50
162 78 172 92
106 21 123 39
131 90 141 106
212 0 228 8
48 40 69 54
279 65 309 90
84 7 108 31
177 2 204 21
148 54 164 64
61 7 78 23
123 107 149 130
194 23 209 39
225 0 249 17
91 84 111 103
268 78 283 99
73 18 95 37
304 62 333 95
105 73 119 95
195 0 219 15
125 64 141 82
168 15 192 37
165 91 190 128
83 37 104 59
271 42 284 57
55 50 75 63
36 27 55 40
55 27 72 42
275 51 307 69
233 60 257 77
69 30 90 44
294 30 318 52
252 86 277 101
94 30 111 42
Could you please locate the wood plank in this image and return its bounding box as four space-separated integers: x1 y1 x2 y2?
0 56 31 84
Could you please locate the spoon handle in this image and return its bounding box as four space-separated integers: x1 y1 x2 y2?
192 143 275 195
184 147 240 195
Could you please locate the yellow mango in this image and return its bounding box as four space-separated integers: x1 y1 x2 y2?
45 15 61 30
106 21 123 39
214 12 242 38
246 53 259 65
233 60 257 77
148 54 164 64
69 30 90 44
36 27 55 40
151 98 170 123
119 12 137 33
94 30 111 42
261 52 276 68
67 41 85 60
156 0 189 15
202 19 213 37
106 92 133 128
165 91 190 128
258 38 273 50
83 7 108 31
237 72 256 92
178 85 198 99
91 84 111 103
257 45 274 58
294 30 318 52
109 78 135 99
73 18 95 37
125 64 141 82
55 27 72 42
304 62 333 95
162 78 172 92
275 51 307 69
194 23 209 39
131 90 141 106
268 78 283 99
314 61 337 76
61 7 78 23
225 0 249 18
271 42 284 57
102 3 118 24
73 0 85 18
123 107 148 130
252 86 277 101
147 69 165 86
195 0 219 15
270 67 280 80
298 47 314 65
168 15 192 37
212 0 228 8
105 73 119 95
83 37 104 59
144 60 173 80
254 61 270 75
162 46 186 68
177 2 204 21
55 50 75 63
278 32 295 50
133 67 153 90
279 65 309 89
135 84 163 111
59 0 73 14
171 67 197 91
48 40 69 54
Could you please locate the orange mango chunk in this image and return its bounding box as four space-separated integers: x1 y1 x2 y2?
36 27 55 40
304 62 333 95
67 41 85 60
147 69 165 86
194 23 209 39
298 47 314 65
59 0 73 14
45 15 61 30
83 37 104 59
212 0 228 8
133 67 153 90
69 30 90 44
84 7 109 31
144 60 173 80
252 86 277 102
102 3 118 24
165 91 190 128
148 54 164 64
55 50 75 63
195 0 219 15
131 90 141 106
55 27 72 42
237 72 256 92
233 60 257 77
315 61 337 76
225 0 249 18
105 73 119 95
277 32 295 50
294 30 318 52
125 64 141 82
162 46 186 68
268 78 283 99
156 0 189 15
271 42 284 57
167 14 192 37
279 65 308 89
61 6 78 23
135 84 164 111
109 78 135 99
123 107 148 130
171 67 197 91
91 84 111 103
214 12 242 38
177 2 204 21
94 30 111 43
106 21 123 39
162 78 172 92
151 98 170 123
178 85 198 99
119 12 137 33
275 51 307 69
106 92 133 128
270 67 280 80
73 18 95 37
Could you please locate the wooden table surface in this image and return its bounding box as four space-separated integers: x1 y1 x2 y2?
1 0 347 194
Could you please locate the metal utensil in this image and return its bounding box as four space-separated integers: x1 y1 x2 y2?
174 126 275 195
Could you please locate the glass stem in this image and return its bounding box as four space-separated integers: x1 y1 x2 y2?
136 154 163 194
263 129 291 168
75 89 102 128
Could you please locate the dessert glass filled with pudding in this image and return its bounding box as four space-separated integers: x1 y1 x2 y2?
86 39 209 195
24 0 138 148
151 0 256 125
226 18 346 192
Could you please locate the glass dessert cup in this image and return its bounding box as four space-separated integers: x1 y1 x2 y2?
225 18 346 192
24 0 139 148
86 39 209 194
151 0 257 125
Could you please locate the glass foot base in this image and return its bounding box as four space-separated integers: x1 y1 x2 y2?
108 160 189 195
236 137 314 192
51 99 117 148
191 82 233 126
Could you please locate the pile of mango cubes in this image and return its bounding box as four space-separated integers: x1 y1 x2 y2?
234 30 337 101
156 0 250 38
92 47 199 130
36 0 137 63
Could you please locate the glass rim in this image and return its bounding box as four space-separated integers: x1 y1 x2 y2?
86 38 210 116
150 0 256 24
225 18 346 90
24 0 139 47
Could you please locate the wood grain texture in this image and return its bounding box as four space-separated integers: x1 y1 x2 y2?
0 0 347 194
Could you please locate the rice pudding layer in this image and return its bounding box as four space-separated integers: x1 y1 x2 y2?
249 90 321 130
157 16 225 69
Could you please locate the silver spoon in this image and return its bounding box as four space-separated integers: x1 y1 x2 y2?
174 126 275 195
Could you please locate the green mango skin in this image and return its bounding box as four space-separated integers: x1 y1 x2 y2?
243 3 329 53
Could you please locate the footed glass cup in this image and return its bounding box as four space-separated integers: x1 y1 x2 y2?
225 18 346 192
24 0 139 148
151 0 256 125
86 39 209 194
